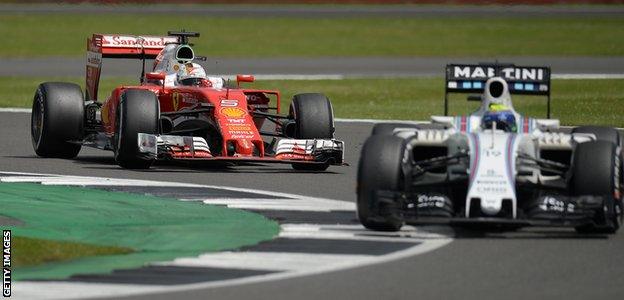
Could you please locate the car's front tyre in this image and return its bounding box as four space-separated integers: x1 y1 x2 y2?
357 135 407 231
114 89 159 169
289 93 334 171
572 140 622 234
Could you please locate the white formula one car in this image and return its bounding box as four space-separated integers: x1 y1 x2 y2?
357 63 623 233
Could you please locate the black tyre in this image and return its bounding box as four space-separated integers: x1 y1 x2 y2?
572 126 620 145
371 122 420 136
114 89 159 169
572 141 622 234
573 125 624 189
289 93 334 171
357 135 406 231
31 82 84 158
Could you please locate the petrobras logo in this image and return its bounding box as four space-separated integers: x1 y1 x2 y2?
102 35 178 49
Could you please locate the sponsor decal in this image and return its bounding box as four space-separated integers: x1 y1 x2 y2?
171 92 200 110
226 123 251 128
184 63 195 73
220 107 246 118
226 118 246 124
413 194 447 209
452 66 546 81
230 134 256 139
3 230 10 298
220 99 239 107
172 92 182 111
539 196 574 213
86 51 102 68
102 35 177 49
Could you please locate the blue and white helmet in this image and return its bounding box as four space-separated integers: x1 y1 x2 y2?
482 110 518 132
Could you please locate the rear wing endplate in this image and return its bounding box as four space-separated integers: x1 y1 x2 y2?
86 34 179 100
444 63 552 118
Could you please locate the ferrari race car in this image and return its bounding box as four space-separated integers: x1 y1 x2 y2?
31 31 343 171
357 63 623 233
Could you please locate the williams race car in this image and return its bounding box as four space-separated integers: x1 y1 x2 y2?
357 63 623 233
31 31 343 171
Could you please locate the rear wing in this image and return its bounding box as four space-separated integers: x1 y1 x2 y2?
86 34 179 100
444 63 552 118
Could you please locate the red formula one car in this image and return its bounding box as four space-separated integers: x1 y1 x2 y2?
31 31 344 171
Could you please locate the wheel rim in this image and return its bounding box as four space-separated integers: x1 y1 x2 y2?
31 94 44 148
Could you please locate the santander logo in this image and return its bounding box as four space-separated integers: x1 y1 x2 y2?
102 35 177 48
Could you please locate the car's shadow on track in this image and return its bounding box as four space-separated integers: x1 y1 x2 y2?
70 155 342 174
451 227 610 240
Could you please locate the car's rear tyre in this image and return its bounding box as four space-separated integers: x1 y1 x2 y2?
572 126 620 145
357 135 406 231
31 82 84 158
371 123 420 136
114 89 159 169
572 141 622 234
289 93 334 171
572 125 624 189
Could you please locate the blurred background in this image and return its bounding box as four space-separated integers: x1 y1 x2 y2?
0 0 622 125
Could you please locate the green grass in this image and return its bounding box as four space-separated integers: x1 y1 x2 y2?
2 76 623 127
13 236 133 268
1 15 623 57
2 182 279 280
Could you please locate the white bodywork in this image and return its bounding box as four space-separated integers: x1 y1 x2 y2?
401 77 596 218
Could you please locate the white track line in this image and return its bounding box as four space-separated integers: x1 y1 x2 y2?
199 198 354 212
279 223 452 242
2 172 452 300
0 108 29 113
153 251 375 272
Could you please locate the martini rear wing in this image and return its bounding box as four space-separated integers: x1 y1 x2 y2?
444 63 552 118
86 34 180 100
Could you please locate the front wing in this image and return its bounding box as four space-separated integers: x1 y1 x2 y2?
366 189 606 229
137 133 344 165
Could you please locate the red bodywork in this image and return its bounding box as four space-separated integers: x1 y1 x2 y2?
87 33 288 159
100 84 280 158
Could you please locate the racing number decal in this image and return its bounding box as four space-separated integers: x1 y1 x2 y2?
221 99 238 107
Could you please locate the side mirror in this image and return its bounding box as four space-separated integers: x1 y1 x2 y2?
431 116 455 128
236 74 255 87
146 72 166 81
535 119 560 131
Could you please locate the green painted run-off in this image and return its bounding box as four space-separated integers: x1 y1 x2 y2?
0 182 280 280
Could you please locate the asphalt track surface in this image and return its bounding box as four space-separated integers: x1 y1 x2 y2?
3 56 624 78
2 111 624 300
2 4 624 17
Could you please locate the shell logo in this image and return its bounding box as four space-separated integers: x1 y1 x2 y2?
220 107 246 118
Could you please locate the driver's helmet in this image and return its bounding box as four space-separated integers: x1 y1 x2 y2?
176 63 207 86
482 110 517 132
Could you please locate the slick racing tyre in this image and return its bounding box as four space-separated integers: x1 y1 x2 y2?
572 126 620 145
572 141 622 234
289 93 334 171
31 82 84 158
357 135 407 231
114 89 159 169
371 123 420 136
572 125 624 186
